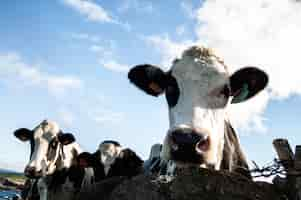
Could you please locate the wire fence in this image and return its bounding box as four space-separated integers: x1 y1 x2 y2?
250 159 287 178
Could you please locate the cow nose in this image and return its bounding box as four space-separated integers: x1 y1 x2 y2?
24 166 37 178
170 129 210 152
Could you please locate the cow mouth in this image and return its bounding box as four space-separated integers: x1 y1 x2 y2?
24 170 43 179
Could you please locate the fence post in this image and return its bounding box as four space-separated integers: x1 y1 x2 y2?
273 139 296 200
294 145 301 200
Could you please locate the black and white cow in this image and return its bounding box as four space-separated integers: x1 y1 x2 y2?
14 120 94 200
128 46 268 177
78 140 143 182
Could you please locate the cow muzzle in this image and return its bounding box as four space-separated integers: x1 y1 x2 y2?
168 128 210 163
24 166 42 178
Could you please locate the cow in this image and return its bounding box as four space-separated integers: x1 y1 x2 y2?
14 119 94 200
128 45 268 178
77 140 144 182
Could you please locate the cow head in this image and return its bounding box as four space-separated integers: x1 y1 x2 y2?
128 46 268 170
98 141 122 168
78 140 122 176
14 120 75 178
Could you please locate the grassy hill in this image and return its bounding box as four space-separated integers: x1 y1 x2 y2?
0 169 25 184
0 173 25 183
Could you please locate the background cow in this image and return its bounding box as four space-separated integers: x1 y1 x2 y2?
14 120 94 200
128 46 268 177
78 140 143 182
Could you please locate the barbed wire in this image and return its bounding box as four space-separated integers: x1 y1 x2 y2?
250 159 287 178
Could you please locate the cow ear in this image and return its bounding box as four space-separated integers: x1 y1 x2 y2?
230 67 268 104
58 133 75 145
119 148 143 164
14 128 32 142
128 64 168 97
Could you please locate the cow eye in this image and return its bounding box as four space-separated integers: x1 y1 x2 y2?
165 76 180 107
50 140 58 149
220 85 230 97
209 84 230 99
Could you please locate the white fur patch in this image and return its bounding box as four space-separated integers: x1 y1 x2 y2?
98 143 122 176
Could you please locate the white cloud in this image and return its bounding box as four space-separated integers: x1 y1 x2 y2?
194 0 301 132
0 52 83 96
62 0 115 23
88 40 129 73
100 60 130 73
228 91 270 134
181 0 197 19
143 34 194 68
47 75 82 96
62 0 131 31
118 0 154 14
143 0 301 133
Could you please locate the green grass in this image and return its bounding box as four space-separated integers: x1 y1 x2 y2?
0 173 26 183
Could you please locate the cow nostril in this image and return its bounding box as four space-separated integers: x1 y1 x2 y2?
170 129 204 146
196 136 210 152
169 129 211 163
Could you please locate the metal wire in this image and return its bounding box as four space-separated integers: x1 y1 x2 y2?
250 159 287 178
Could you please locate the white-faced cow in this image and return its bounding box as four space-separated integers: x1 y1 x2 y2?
14 120 94 200
78 140 143 182
128 46 268 177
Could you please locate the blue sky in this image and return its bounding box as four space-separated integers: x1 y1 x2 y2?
0 0 301 172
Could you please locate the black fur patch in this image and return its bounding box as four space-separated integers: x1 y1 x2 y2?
78 151 106 182
82 148 143 182
58 133 75 145
30 139 35 159
110 148 144 178
101 140 121 147
165 74 180 107
49 167 86 190
47 139 59 161
170 147 204 164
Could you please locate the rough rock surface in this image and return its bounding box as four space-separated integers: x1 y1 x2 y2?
78 167 286 200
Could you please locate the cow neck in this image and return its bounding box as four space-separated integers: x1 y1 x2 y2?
55 129 69 167
221 121 251 178
45 146 76 190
